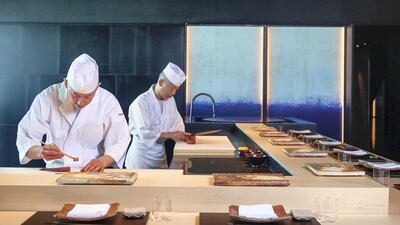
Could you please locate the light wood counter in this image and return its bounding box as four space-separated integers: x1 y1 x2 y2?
0 123 399 224
2 212 400 225
173 136 235 161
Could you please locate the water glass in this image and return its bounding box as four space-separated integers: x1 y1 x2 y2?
319 144 329 152
151 195 173 222
338 152 352 164
373 168 391 186
315 196 338 223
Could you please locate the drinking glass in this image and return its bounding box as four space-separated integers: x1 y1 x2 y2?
373 168 391 186
151 195 173 222
315 196 338 223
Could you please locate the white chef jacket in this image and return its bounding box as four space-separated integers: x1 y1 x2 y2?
124 86 185 169
16 83 131 168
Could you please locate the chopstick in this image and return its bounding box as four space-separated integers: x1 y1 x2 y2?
40 141 79 161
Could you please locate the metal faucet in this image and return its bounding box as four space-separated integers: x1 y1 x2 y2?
189 93 216 122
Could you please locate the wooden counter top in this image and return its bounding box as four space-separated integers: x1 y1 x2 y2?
0 123 395 219
2 212 400 225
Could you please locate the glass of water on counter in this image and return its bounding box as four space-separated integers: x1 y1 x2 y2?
151 195 173 222
315 196 338 223
373 168 391 186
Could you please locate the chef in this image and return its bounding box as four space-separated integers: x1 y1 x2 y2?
125 62 195 169
16 53 131 172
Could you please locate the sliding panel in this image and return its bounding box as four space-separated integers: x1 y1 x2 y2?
186 25 263 122
267 27 344 140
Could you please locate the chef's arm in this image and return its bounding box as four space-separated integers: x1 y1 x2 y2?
26 145 42 160
26 143 64 161
16 95 51 164
97 155 115 167
160 131 191 141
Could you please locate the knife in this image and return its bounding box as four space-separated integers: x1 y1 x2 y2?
193 129 223 136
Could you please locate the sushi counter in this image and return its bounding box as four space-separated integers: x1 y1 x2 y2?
0 123 400 224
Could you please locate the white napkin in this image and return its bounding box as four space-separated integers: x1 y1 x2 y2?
302 134 324 139
317 141 342 146
333 149 368 156
367 162 400 170
289 129 312 134
67 204 110 218
238 204 278 219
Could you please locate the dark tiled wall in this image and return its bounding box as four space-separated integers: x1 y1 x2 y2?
0 24 185 167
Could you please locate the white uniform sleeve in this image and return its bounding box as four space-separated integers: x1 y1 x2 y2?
129 99 161 148
103 99 131 168
16 94 50 164
171 99 185 132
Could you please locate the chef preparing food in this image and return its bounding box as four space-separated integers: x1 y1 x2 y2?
16 53 131 172
125 62 195 169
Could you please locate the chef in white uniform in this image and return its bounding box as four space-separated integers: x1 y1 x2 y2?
16 53 131 172
125 62 195 169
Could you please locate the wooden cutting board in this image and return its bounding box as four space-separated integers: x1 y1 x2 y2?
213 173 290 186
174 136 235 155
56 172 137 185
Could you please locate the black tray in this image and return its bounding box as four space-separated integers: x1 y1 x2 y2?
200 212 320 225
22 212 149 225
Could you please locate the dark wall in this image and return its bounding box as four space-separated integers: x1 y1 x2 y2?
0 24 185 167
347 26 400 162
1 0 400 25
2 0 400 166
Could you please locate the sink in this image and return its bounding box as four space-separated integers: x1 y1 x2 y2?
192 116 263 123
192 116 287 123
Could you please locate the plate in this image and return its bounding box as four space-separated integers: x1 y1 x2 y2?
229 204 291 223
54 203 119 221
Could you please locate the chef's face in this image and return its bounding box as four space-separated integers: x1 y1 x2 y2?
64 79 99 109
158 79 179 100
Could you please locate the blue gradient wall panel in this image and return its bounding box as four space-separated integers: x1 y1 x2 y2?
186 26 263 120
267 27 344 140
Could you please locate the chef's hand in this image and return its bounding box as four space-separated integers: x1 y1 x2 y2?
40 144 64 160
185 134 196 144
81 155 114 172
81 159 106 172
173 131 192 142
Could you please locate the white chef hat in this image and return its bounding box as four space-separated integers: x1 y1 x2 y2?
66 53 99 93
163 62 186 86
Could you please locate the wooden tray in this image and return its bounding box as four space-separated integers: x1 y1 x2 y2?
40 167 71 172
229 205 291 223
56 172 137 185
213 173 290 186
54 203 119 221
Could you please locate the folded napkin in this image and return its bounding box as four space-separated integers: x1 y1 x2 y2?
289 129 312 134
367 162 400 170
302 134 324 139
238 204 278 219
67 204 110 218
333 148 368 156
317 141 342 146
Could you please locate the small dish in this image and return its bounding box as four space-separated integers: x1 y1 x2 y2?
229 204 291 223
248 155 267 167
54 203 119 222
123 207 146 218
